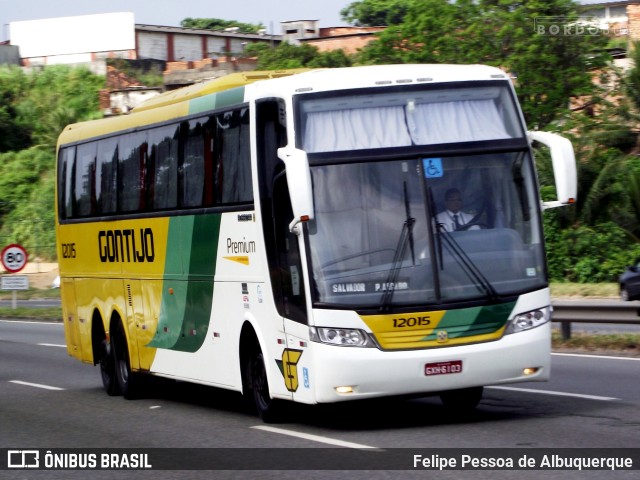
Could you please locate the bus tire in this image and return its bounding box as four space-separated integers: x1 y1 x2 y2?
112 319 141 399
247 346 282 423
440 386 483 411
99 338 120 396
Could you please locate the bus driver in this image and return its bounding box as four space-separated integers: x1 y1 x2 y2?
436 188 478 232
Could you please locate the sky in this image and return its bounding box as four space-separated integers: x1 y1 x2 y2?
0 0 352 41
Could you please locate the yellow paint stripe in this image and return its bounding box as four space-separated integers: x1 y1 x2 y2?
224 256 250 265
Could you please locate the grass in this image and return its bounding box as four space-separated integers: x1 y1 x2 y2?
549 282 619 298
0 287 61 300
0 287 61 321
0 306 62 321
552 331 640 356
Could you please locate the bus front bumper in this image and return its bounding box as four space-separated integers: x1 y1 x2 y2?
306 323 551 404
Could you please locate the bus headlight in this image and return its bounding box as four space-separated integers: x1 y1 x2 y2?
505 306 551 334
309 327 375 347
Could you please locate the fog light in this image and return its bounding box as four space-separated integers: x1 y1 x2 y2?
523 367 540 376
335 386 354 394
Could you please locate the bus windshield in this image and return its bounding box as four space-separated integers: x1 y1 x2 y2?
299 84 545 309
308 153 545 308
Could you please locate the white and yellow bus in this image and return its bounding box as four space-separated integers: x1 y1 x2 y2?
56 65 576 421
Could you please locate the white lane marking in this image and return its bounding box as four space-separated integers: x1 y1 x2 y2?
488 386 619 401
553 352 640 362
0 320 63 326
252 426 377 449
37 343 66 348
10 380 64 391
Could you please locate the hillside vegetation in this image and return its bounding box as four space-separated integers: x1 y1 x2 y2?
0 65 104 260
1 1 640 282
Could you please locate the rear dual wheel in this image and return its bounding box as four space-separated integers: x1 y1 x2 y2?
99 338 120 396
111 321 141 399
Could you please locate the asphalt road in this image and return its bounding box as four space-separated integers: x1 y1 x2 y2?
1 320 639 479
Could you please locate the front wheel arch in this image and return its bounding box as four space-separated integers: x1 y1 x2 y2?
239 324 283 422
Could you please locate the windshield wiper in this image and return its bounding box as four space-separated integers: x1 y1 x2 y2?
426 186 497 301
438 229 499 301
379 181 415 311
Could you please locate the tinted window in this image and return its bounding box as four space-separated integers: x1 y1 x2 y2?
118 132 147 212
218 108 252 204
58 105 253 221
59 146 76 219
74 143 96 217
96 138 118 215
183 119 205 207
148 124 179 210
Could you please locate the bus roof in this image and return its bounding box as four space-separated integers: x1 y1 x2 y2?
132 68 311 113
57 64 510 147
245 64 510 99
57 68 310 147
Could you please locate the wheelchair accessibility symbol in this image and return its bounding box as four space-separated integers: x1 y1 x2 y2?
423 158 443 178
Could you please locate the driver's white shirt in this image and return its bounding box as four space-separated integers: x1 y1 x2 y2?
435 210 476 232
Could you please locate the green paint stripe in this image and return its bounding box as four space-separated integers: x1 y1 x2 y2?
189 86 246 115
423 301 516 342
148 215 221 351
171 215 221 352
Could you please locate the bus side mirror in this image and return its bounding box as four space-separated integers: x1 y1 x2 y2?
528 131 577 210
277 146 315 232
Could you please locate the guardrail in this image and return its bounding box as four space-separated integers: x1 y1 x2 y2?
551 300 640 339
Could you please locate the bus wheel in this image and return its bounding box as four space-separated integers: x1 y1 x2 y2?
112 321 141 399
440 386 483 411
247 347 281 423
99 338 120 396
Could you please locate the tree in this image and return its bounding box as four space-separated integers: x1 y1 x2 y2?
0 147 52 217
0 65 104 151
0 66 31 152
340 0 409 26
623 40 640 112
245 43 353 70
16 66 105 148
181 18 264 34
0 170 57 260
355 0 608 129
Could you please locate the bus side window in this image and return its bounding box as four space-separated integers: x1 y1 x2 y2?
96 138 118 215
75 142 97 217
118 132 147 213
182 119 205 208
59 146 76 220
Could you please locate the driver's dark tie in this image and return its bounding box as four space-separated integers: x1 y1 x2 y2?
454 214 461 231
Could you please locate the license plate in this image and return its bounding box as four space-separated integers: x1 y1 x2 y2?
425 360 463 376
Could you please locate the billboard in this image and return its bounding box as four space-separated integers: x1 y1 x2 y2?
10 12 135 58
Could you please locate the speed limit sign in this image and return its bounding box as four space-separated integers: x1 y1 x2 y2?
1 244 28 273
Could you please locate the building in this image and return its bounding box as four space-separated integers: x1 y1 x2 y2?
8 12 277 70
0 43 21 66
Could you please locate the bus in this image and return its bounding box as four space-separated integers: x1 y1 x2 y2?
56 64 576 421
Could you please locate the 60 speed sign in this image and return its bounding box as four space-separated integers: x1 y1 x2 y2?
1 244 28 273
